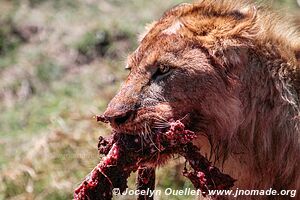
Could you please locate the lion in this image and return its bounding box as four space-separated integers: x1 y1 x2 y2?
102 0 300 199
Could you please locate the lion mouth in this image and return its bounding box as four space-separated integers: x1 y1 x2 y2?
109 113 192 136
113 117 171 135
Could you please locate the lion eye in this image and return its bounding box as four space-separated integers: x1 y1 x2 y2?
159 65 170 74
152 64 171 81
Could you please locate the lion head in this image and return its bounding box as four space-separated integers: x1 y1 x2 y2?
103 3 246 137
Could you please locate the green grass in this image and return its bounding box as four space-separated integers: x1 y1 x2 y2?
0 24 21 69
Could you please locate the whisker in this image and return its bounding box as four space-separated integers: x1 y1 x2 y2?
153 119 171 129
153 117 170 129
153 121 169 125
153 117 166 122
179 113 190 122
153 116 168 123
141 130 147 149
144 123 160 151
146 124 152 135
145 124 152 141
153 124 170 128
149 136 160 151
136 125 144 151
143 123 148 136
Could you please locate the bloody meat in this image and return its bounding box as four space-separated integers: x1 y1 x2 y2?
74 120 235 200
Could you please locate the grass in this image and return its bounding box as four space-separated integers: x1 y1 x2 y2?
0 23 21 69
0 0 298 200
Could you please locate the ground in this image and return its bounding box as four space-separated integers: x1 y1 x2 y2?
0 0 299 200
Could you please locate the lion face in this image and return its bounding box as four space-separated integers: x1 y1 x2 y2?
103 32 234 135
102 3 245 137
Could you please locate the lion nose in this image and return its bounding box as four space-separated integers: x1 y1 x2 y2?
103 109 134 126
